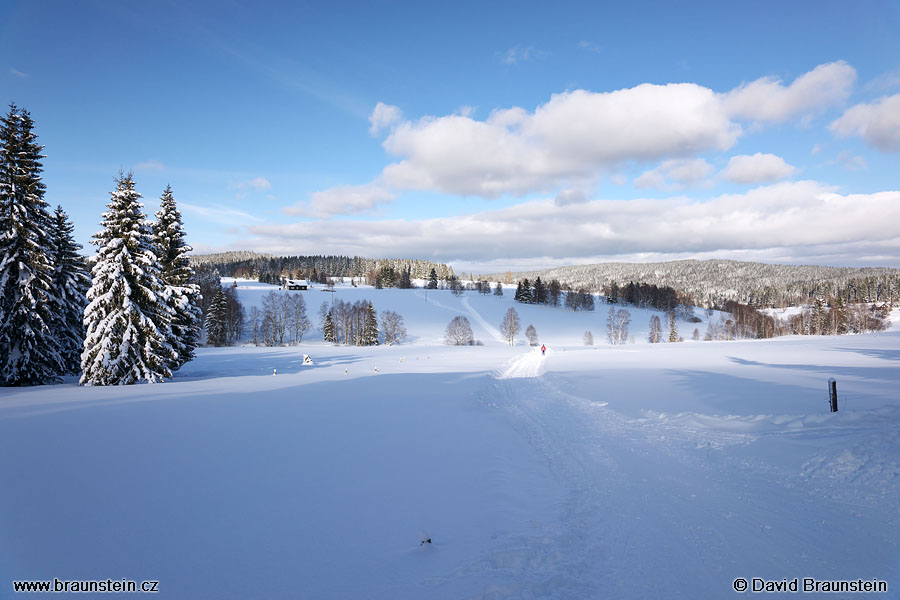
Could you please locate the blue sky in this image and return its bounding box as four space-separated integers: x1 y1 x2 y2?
2 0 899 272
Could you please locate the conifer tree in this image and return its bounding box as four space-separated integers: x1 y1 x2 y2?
428 268 438 290
532 277 546 304
48 206 90 374
667 311 678 342
0 104 64 385
152 185 201 369
205 286 228 347
81 172 176 385
323 311 335 343
494 281 503 296
362 302 379 346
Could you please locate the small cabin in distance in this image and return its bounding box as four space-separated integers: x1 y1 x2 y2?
283 279 309 290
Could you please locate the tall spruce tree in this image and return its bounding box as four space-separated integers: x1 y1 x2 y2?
362 302 379 346
205 286 228 347
81 172 176 385
152 185 201 370
48 206 90 374
0 104 64 385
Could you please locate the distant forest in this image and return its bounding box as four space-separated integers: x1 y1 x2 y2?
191 251 455 285
482 259 900 309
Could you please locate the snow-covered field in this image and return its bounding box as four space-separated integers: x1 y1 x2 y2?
2 280 899 598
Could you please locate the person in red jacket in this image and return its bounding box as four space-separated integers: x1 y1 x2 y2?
541 344 546 356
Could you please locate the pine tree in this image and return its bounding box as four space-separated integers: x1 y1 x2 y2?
323 312 335 342
205 286 228 347
428 268 438 290
362 302 379 345
667 311 678 342
48 206 90 374
494 281 503 296
81 172 176 385
152 185 201 370
0 104 64 385
532 277 546 304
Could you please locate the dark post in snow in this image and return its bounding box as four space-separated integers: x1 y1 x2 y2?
828 378 838 412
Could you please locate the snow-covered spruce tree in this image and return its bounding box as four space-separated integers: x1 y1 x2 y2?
48 206 90 374
152 185 201 370
362 302 378 346
323 311 335 342
205 286 228 347
0 104 64 385
81 172 176 385
667 311 678 342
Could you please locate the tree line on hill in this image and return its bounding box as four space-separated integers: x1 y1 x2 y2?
485 259 900 310
191 252 454 287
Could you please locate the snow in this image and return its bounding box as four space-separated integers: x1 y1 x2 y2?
1 280 899 598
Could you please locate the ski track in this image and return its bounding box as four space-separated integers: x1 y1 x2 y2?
435 363 900 599
461 296 505 344
496 348 546 380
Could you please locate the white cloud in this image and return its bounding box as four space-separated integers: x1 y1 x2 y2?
578 41 603 54
234 181 900 269
368 102 403 137
228 177 272 197
9 68 27 78
833 151 867 171
723 61 856 123
864 69 900 93
180 202 265 226
634 159 713 191
722 153 796 184
501 46 543 64
380 84 739 197
134 159 165 172
830 93 900 152
554 188 588 206
282 183 394 218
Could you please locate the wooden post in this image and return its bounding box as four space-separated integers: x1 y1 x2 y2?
828 378 838 412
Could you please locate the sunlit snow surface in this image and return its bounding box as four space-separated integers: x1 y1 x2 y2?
2 280 898 599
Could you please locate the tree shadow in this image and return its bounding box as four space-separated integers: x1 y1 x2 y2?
175 350 364 381
726 356 900 384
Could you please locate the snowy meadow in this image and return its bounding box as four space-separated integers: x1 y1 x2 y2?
2 280 899 599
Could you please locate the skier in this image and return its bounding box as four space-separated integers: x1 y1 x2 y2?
541 344 546 356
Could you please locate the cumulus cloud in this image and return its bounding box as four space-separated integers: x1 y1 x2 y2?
380 84 739 197
237 181 900 268
282 183 394 218
830 93 900 152
369 102 403 136
723 61 856 123
722 153 796 184
554 188 588 206
634 159 713 191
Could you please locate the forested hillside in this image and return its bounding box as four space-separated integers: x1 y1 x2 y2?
191 252 455 284
483 260 900 308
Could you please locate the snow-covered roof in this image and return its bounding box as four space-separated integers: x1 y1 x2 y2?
285 279 309 286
